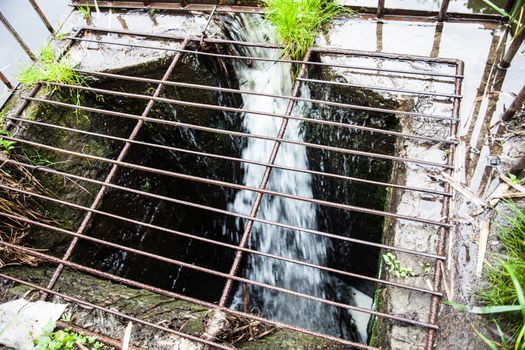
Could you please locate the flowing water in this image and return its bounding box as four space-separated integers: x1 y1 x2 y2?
224 15 353 339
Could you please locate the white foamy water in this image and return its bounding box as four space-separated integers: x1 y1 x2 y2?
224 14 355 338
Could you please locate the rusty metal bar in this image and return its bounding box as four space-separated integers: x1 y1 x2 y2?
297 77 462 99
41 38 191 297
438 0 450 22
0 273 234 350
0 210 441 297
0 234 438 329
72 69 460 127
501 84 525 121
425 60 463 350
499 28 525 68
0 134 452 227
82 25 282 49
377 0 385 19
27 0 54 34
0 158 446 261
0 11 36 60
7 111 452 197
0 263 377 349
56 321 141 350
0 70 13 90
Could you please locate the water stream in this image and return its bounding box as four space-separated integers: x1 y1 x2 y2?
224 15 356 339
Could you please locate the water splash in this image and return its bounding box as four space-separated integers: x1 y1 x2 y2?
223 14 356 338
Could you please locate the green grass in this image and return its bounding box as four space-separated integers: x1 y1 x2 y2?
76 4 91 18
17 43 84 88
261 0 348 60
34 328 111 350
479 203 525 308
447 202 525 349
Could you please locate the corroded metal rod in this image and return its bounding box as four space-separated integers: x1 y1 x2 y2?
0 70 13 89
218 50 312 306
501 84 525 121
438 0 450 22
41 38 191 297
9 111 453 196
0 269 376 349
0 134 452 227
0 210 442 296
27 0 54 34
425 60 463 350
0 273 234 350
0 11 36 60
377 0 386 18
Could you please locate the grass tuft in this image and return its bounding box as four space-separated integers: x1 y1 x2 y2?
261 0 349 60
478 203 525 308
17 43 84 88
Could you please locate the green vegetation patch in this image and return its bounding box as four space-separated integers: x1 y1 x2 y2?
17 43 84 89
261 0 348 60
446 202 525 349
34 328 113 350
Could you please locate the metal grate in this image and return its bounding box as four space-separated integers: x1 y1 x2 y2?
0 18 462 350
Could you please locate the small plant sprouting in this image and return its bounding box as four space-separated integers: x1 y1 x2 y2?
445 202 525 349
52 31 67 41
0 130 15 155
508 173 521 186
141 178 152 192
17 43 85 88
382 252 415 278
33 328 110 350
76 4 91 18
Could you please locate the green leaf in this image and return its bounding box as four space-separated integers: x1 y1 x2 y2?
503 263 525 319
474 327 500 350
443 300 522 314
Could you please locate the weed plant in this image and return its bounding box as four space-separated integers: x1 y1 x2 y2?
17 43 84 88
261 0 348 60
17 43 86 109
446 202 525 350
76 3 91 18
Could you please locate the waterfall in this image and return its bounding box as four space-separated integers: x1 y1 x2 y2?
223 14 356 338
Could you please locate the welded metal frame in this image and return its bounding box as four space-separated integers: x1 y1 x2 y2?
0 23 462 350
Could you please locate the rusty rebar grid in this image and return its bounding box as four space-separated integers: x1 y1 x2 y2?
0 134 452 227
0 158 446 262
7 107 453 197
41 38 191 297
0 24 462 349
